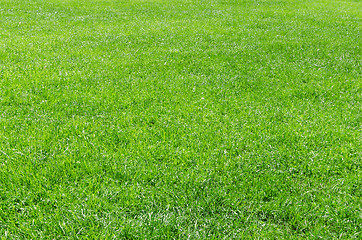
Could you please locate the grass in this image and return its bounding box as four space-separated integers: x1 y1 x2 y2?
0 0 361 238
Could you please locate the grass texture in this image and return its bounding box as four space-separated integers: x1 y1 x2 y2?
0 0 361 238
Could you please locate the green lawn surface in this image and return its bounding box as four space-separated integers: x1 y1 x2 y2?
0 0 361 238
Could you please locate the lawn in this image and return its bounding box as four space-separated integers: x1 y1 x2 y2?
0 0 361 238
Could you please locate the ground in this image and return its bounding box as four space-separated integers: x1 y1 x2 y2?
0 0 361 238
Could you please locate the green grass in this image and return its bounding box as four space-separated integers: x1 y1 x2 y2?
0 0 361 238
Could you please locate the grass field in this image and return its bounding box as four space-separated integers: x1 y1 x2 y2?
0 0 361 238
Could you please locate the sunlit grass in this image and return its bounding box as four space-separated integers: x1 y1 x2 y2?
0 0 361 238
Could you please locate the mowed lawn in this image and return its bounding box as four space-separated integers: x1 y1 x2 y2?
0 0 361 238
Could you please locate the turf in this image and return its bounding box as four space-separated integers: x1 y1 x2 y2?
0 0 361 238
